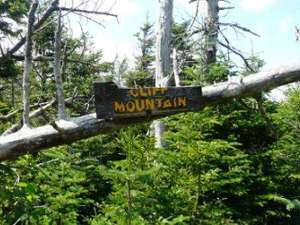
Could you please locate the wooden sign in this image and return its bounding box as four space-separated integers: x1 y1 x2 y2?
94 82 203 120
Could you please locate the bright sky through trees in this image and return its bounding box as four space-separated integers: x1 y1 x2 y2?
61 0 300 70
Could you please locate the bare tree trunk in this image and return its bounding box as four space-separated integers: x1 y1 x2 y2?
204 0 219 65
1 64 300 161
173 48 181 87
22 0 39 128
54 8 67 120
153 0 173 148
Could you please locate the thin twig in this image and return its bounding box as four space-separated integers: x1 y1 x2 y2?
218 40 254 72
59 7 118 18
218 22 260 37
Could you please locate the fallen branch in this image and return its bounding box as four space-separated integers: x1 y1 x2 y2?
0 102 51 122
2 96 78 136
1 64 300 160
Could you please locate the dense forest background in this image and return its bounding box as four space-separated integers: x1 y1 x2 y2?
1 0 300 224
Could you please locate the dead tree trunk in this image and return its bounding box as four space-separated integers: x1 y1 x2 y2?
22 0 39 128
204 0 219 65
153 0 173 148
1 64 300 161
173 48 181 87
54 8 67 120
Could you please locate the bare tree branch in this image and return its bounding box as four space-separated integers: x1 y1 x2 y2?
0 102 50 122
72 11 106 28
11 54 98 65
218 40 254 72
4 0 117 57
2 94 79 136
7 0 59 56
218 6 235 10
1 64 300 160
59 7 118 19
218 22 260 37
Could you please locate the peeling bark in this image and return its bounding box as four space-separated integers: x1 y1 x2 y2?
1 64 300 161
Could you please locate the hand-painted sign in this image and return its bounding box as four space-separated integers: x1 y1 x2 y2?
94 82 203 120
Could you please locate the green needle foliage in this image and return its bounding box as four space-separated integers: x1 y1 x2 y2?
1 2 300 224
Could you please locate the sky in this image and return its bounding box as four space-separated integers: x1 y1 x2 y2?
61 0 300 72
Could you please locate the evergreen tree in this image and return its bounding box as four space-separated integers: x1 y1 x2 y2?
125 17 155 87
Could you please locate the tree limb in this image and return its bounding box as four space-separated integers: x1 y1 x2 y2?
59 7 118 18
2 95 78 136
3 0 118 57
1 64 300 160
7 0 59 56
0 102 49 122
218 40 254 72
218 22 260 37
11 54 98 65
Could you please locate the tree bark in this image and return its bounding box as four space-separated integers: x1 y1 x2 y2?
155 0 173 87
204 0 219 65
54 8 67 120
1 64 300 161
22 0 39 128
173 48 181 87
153 0 173 148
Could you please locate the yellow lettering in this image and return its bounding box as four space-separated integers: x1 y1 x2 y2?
147 88 152 96
129 89 139 97
160 88 168 95
145 99 155 110
113 102 125 112
163 99 172 108
177 97 187 107
155 98 163 108
173 98 177 107
140 88 148 97
126 101 136 112
152 88 158 96
135 99 145 112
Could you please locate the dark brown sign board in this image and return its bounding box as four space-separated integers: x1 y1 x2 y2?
94 82 203 120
